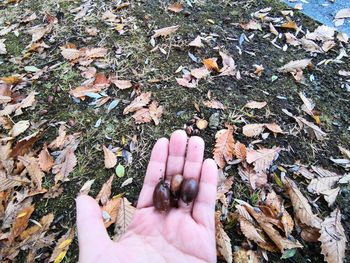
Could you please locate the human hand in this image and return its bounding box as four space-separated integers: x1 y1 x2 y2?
76 130 218 263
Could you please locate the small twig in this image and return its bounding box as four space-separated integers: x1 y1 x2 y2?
166 36 173 61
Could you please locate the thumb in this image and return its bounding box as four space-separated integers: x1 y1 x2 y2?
76 195 110 249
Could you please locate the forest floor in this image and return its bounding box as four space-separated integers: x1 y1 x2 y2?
0 0 349 262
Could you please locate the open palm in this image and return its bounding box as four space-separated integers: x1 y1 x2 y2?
76 130 218 263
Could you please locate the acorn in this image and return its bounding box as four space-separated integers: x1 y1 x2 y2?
180 178 199 204
170 174 184 196
153 180 171 212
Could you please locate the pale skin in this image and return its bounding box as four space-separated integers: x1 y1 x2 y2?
76 130 218 263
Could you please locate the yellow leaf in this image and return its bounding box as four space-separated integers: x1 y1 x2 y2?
202 58 219 72
58 238 72 249
54 251 67 263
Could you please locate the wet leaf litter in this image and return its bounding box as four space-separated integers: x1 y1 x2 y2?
0 0 349 262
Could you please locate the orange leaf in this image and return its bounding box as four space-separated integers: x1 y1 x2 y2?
234 141 247 160
102 197 122 228
213 125 235 168
39 144 54 172
280 21 298 30
202 58 220 72
96 175 114 205
0 75 22 85
8 205 35 243
167 2 183 13
69 85 102 99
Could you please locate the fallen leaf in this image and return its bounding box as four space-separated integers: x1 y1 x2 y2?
38 144 54 172
49 125 66 150
335 8 350 19
215 212 232 263
49 228 74 263
152 25 179 38
27 24 53 42
188 35 203 47
280 21 298 30
337 32 349 43
79 179 95 195
0 176 30 192
196 119 208 130
285 32 301 46
242 124 265 137
301 38 323 53
10 131 40 158
283 176 322 229
322 187 340 207
85 26 99 36
113 197 136 241
111 79 132 90
339 146 350 159
234 141 247 160
10 120 30 137
0 39 7 54
278 58 312 73
176 75 198 88
190 67 210 79
102 196 122 228
219 52 236 76
213 124 235 168
238 165 267 190
167 2 183 13
300 227 320 242
132 108 152 124
69 85 102 99
0 75 22 85
123 92 152 114
103 145 117 169
319 208 347 263
299 92 315 117
115 164 125 178
265 123 284 134
203 58 220 72
240 20 262 30
93 72 110 89
233 248 261 263
246 147 281 172
216 174 234 206
19 213 54 241
18 155 45 190
244 101 267 109
60 47 81 60
96 175 114 205
338 70 350 77
240 201 303 253
8 205 35 243
307 166 342 195
203 100 226 110
148 100 163 125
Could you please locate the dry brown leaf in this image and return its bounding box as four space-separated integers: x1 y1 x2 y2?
233 248 260 263
240 20 262 31
8 205 35 243
123 92 152 114
265 123 284 134
213 125 235 168
28 24 53 42
322 40 335 52
0 91 37 117
152 25 179 38
307 166 342 195
242 124 265 137
167 2 183 13
93 72 110 89
19 213 54 241
0 176 30 192
148 101 163 125
299 92 315 117
196 119 208 130
0 75 22 85
10 131 40 158
203 100 226 110
215 212 232 263
79 179 95 195
102 196 122 228
319 208 347 263
96 175 114 205
283 176 322 229
188 35 203 47
219 52 236 76
246 147 280 172
280 21 298 30
216 174 234 206
49 228 74 263
339 146 350 159
239 216 266 244
38 144 54 172
18 156 45 190
69 85 102 99
132 108 152 124
103 145 117 169
113 197 136 241
234 141 247 160
244 101 267 109
306 25 335 42
60 48 81 60
322 187 340 207
300 227 320 242
84 47 108 59
285 32 301 46
238 165 267 190
301 38 323 53
111 79 132 90
282 109 327 140
278 58 312 73
10 120 30 137
203 58 220 72
241 202 302 253
176 75 198 88
49 125 66 150
335 8 350 19
52 141 79 184
190 67 210 79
